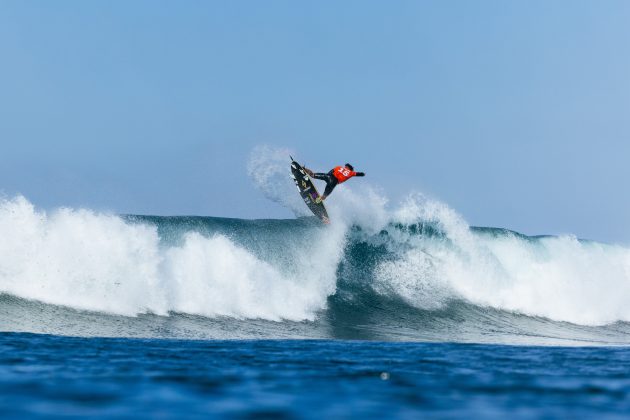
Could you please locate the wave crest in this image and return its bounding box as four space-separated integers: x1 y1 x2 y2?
2 192 630 333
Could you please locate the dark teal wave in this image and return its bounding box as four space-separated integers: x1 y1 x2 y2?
3 215 628 345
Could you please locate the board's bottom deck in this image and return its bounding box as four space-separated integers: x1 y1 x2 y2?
290 158 330 223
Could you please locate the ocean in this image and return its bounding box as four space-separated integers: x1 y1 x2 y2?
2 194 630 418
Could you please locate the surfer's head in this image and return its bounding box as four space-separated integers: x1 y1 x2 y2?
345 163 354 171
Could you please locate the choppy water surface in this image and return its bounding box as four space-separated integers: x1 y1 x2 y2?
2 333 630 418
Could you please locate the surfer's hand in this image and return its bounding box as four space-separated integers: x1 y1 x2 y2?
356 172 365 177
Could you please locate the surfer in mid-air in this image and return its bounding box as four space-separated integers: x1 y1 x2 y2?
304 163 365 203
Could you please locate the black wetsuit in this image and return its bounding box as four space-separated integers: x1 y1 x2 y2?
313 170 338 197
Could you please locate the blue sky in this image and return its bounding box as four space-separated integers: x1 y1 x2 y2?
1 1 629 241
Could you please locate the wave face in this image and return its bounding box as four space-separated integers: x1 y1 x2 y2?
2 194 630 345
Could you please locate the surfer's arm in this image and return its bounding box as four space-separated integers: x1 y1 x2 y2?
355 172 365 177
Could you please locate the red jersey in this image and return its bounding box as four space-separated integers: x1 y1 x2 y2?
332 166 357 183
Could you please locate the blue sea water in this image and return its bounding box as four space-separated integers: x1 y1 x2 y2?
2 333 630 418
2 195 630 417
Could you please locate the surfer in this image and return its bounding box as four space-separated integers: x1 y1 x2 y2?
304 163 365 203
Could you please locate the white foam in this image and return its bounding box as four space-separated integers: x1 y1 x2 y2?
0 196 344 321
0 196 166 316
162 232 339 320
373 193 630 326
326 185 390 235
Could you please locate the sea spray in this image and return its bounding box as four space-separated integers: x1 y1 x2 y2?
247 145 309 216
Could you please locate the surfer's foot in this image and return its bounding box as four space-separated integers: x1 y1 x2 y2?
315 196 323 204
304 168 314 177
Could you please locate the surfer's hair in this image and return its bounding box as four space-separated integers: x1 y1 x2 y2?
345 163 354 171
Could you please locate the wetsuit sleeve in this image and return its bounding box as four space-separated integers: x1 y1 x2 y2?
355 172 365 177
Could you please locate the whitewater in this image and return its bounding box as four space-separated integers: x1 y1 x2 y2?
2 152 630 345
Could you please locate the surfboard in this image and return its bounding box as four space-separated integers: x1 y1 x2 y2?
290 157 330 224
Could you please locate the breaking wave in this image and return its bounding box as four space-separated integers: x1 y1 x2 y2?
2 147 630 344
2 189 630 345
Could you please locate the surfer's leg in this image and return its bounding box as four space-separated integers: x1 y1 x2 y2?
312 173 328 181
315 176 337 203
322 177 338 198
